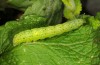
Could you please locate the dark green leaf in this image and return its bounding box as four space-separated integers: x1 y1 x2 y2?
0 25 99 65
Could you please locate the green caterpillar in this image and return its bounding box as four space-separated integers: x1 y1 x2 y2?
13 19 85 46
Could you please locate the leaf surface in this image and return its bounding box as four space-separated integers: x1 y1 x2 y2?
0 25 99 65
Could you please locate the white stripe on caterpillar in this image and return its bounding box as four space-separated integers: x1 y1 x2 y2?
13 19 85 46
